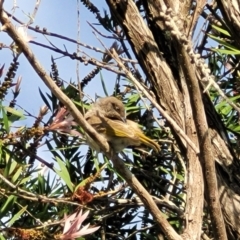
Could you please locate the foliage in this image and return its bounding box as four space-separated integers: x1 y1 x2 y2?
0 1 240 240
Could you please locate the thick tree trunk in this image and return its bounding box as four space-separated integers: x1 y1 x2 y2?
106 0 204 239
106 0 240 239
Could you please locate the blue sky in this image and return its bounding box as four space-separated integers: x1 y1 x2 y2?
1 3 143 234
1 1 126 179
2 1 118 122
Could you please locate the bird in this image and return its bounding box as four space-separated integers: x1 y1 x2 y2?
84 96 160 152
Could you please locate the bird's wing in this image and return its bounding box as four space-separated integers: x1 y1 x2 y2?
103 118 138 139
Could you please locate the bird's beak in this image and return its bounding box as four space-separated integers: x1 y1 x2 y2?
121 117 126 123
115 114 126 123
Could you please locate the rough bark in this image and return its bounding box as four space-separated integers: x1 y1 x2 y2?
106 0 204 239
106 0 240 239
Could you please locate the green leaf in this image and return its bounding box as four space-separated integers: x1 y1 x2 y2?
232 125 240 133
8 205 28 227
1 106 10 133
125 106 142 115
19 176 31 185
208 34 240 55
127 94 140 104
0 234 6 240
47 92 58 112
4 107 25 118
38 175 46 194
12 166 23 183
0 195 16 216
100 71 109 96
222 106 233 115
54 157 74 192
8 160 18 176
39 88 52 111
211 25 231 37
213 48 240 55
176 173 184 181
160 166 170 174
72 100 90 110
215 95 240 115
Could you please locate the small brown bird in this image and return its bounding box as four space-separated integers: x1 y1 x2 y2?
85 96 160 152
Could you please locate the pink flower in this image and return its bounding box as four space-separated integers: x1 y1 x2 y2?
60 210 100 239
47 108 82 137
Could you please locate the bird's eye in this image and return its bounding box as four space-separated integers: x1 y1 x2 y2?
112 103 119 110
